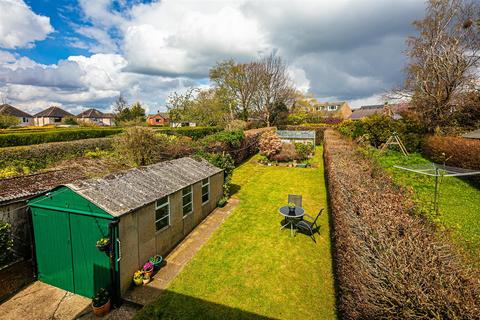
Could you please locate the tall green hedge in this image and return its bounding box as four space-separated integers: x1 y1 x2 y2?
153 126 221 139
0 128 123 147
0 137 114 172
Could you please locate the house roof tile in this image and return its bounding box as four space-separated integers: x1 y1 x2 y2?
34 106 74 118
0 104 32 118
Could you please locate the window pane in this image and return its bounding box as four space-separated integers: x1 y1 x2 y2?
156 218 168 231
183 193 192 206
155 206 169 220
202 185 208 194
183 203 192 215
202 178 208 186
156 196 168 207
182 186 191 196
202 193 209 203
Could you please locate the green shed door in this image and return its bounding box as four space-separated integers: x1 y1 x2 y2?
32 208 75 293
70 214 111 297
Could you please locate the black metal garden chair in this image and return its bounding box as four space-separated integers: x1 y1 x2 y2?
295 208 323 242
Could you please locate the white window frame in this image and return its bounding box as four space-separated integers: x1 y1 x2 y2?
182 185 193 217
155 196 170 232
201 177 210 205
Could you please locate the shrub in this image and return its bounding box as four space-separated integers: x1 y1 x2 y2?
0 128 122 147
0 220 13 266
336 115 425 152
0 114 20 129
200 130 245 149
0 137 114 173
114 127 166 166
259 130 282 158
61 116 78 125
294 142 313 159
324 129 480 319
422 135 480 170
197 152 235 202
225 120 247 131
270 143 301 162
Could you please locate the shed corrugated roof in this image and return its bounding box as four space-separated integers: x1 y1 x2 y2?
462 129 480 139
277 130 315 139
66 157 223 217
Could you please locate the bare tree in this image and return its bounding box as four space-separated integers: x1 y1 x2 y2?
401 0 480 132
210 60 261 121
252 53 296 126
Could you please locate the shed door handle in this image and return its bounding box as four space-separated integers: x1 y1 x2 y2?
116 238 121 262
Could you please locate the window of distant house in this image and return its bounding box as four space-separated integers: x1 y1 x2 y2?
201 178 210 204
155 196 170 231
22 117 28 123
328 105 338 111
182 186 193 216
54 117 61 122
156 118 160 123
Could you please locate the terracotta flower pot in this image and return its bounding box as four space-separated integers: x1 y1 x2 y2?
92 299 111 316
144 267 153 278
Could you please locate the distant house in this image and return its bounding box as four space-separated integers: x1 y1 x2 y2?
350 103 409 120
0 104 33 126
303 101 352 120
277 130 316 145
77 108 114 126
147 112 170 126
171 121 197 128
34 106 74 126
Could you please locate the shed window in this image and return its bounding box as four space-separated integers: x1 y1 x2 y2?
202 178 209 204
155 196 170 231
182 186 193 216
54 117 62 123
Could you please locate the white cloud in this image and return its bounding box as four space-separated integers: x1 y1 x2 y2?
123 1 268 76
0 0 54 49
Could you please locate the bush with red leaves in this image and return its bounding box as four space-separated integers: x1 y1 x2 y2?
324 129 480 319
422 135 480 170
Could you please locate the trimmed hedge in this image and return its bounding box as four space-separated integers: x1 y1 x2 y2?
152 126 221 140
324 129 480 319
0 128 122 147
0 138 114 171
422 135 480 170
278 124 330 145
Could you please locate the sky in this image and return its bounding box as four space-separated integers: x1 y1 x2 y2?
0 0 426 115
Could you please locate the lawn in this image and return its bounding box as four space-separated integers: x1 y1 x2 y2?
370 149 480 266
135 146 337 319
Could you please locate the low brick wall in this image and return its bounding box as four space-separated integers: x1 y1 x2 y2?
0 259 35 302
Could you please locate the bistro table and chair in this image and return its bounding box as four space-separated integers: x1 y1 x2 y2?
279 194 323 241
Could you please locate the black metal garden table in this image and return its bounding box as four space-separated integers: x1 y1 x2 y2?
278 205 305 237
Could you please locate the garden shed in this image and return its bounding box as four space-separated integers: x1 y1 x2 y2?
28 157 223 298
277 130 316 145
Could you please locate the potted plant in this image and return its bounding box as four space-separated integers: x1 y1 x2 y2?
149 255 163 270
288 202 296 215
91 288 111 316
142 273 151 285
96 237 110 253
133 271 143 286
143 261 154 278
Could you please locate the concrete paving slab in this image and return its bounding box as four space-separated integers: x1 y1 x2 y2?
0 281 90 320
